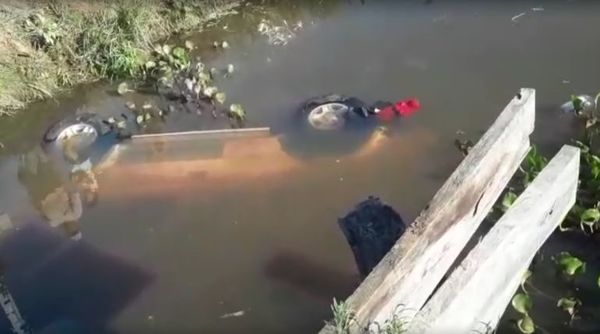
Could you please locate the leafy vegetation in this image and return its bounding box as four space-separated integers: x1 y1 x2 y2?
497 92 600 333
328 298 356 334
0 0 240 116
327 300 409 334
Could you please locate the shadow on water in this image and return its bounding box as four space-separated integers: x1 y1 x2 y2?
264 250 360 305
0 222 154 334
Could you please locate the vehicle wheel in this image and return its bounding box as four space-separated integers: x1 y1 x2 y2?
281 95 377 159
42 113 105 165
298 94 371 131
43 113 108 143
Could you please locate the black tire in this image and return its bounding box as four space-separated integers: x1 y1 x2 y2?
42 112 114 167
281 95 378 159
43 113 105 143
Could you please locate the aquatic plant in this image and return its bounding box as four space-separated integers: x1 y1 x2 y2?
0 0 240 116
454 95 600 333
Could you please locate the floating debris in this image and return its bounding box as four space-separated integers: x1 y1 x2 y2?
220 310 245 319
511 12 526 22
293 20 303 31
210 67 219 79
257 19 296 46
117 82 133 95
213 41 230 49
531 7 544 11
184 40 195 51
125 101 136 110
227 64 235 75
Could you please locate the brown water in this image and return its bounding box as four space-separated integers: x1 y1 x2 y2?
0 1 599 333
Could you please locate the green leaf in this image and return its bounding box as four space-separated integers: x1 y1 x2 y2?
580 208 600 226
172 47 187 60
556 252 586 276
203 86 218 98
198 71 211 84
512 293 533 314
215 92 226 105
572 95 583 113
144 61 156 69
557 297 580 316
520 270 532 292
517 315 535 334
230 104 246 120
592 165 600 179
502 191 518 211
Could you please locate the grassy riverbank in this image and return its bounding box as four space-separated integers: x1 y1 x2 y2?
0 0 239 116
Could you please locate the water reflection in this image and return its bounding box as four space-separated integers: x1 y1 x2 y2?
265 250 360 304
0 222 153 333
17 146 99 240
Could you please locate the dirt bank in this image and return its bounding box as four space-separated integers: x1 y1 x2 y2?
0 0 238 117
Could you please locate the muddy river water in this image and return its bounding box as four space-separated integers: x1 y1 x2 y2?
0 1 599 333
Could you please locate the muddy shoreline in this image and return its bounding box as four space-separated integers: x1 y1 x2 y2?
0 0 240 118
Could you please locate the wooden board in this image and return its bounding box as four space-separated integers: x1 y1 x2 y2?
320 88 536 333
409 145 579 333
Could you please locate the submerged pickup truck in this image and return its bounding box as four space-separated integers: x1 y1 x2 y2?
18 94 421 237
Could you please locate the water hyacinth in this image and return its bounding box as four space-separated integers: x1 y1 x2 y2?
215 92 226 105
203 86 218 98
229 104 246 120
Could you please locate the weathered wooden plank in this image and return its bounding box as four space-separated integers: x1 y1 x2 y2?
409 145 579 333
319 88 536 333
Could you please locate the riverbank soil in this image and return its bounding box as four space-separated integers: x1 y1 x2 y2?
0 0 238 116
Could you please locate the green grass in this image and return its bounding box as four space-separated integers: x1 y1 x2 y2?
0 0 239 116
329 298 356 334
326 300 409 334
